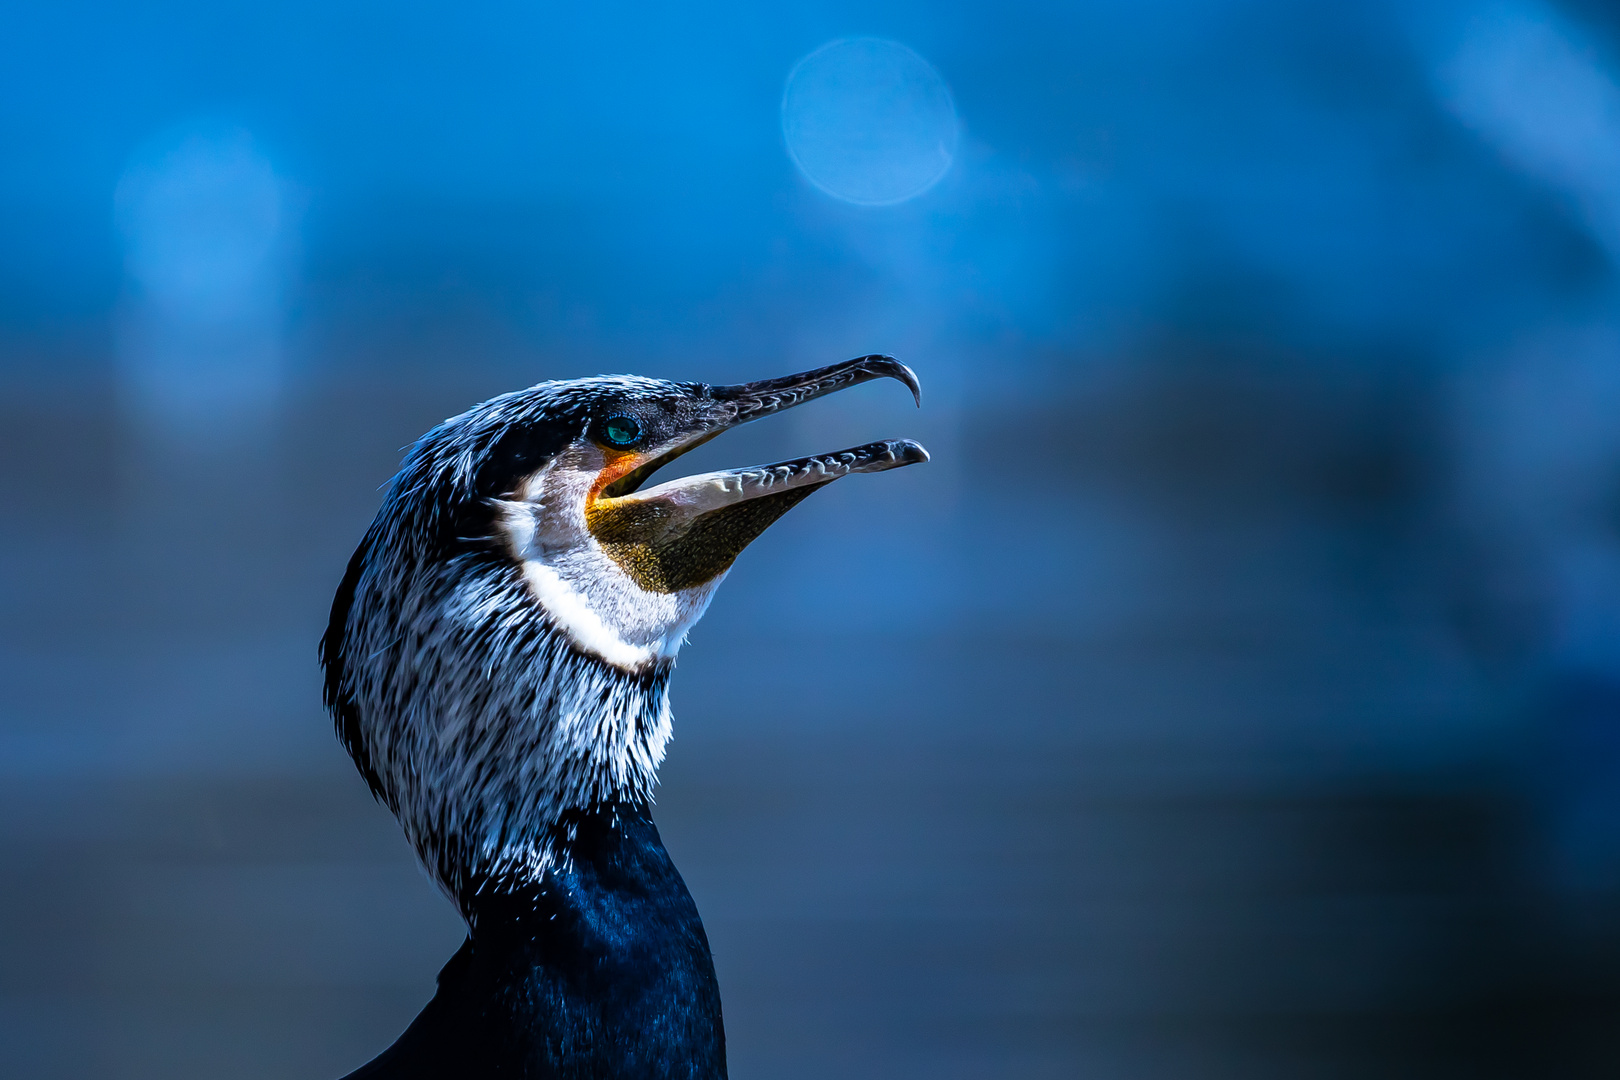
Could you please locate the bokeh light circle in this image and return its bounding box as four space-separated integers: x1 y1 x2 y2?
115 128 282 317
781 38 959 206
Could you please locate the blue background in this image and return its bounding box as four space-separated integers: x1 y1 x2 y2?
4 1 1620 1076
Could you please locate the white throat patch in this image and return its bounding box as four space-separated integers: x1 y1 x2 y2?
493 453 723 670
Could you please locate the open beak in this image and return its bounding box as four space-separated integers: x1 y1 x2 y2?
585 355 929 593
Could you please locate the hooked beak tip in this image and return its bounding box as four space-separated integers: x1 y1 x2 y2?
855 354 922 407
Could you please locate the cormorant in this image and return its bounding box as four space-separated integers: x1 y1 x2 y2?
320 355 927 1078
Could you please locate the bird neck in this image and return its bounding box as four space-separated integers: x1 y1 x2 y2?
359 801 729 1079
353 569 678 906
462 799 667 926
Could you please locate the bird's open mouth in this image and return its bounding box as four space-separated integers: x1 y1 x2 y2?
586 355 929 592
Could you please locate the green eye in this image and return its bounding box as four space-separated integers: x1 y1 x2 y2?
602 415 642 448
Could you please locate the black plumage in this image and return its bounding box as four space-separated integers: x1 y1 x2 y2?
342 806 724 1079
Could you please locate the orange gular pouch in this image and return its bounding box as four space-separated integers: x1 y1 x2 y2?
585 483 828 594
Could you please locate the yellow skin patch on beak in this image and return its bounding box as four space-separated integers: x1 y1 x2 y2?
585 453 823 594
580 434 925 595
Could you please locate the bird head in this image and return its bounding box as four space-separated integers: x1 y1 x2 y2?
321 355 926 905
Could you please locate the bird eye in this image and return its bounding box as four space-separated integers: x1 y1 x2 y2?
601 414 643 448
